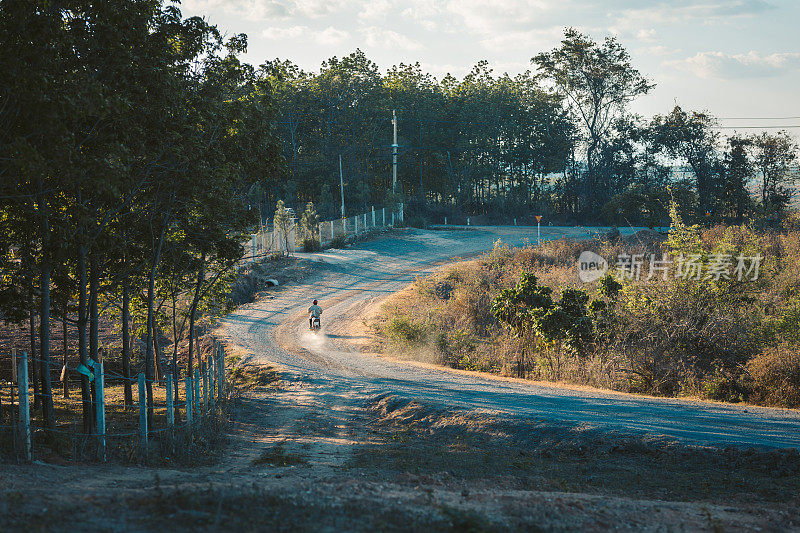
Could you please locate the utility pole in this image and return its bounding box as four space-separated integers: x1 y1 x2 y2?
339 154 345 218
392 110 398 194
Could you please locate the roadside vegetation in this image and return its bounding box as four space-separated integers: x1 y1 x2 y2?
374 210 800 407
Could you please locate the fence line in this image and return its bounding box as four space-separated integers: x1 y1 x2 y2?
241 202 404 263
0 336 231 464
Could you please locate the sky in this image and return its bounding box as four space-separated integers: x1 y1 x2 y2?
179 0 800 133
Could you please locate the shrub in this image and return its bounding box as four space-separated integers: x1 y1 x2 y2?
329 235 347 249
386 317 426 345
301 237 320 253
747 343 800 407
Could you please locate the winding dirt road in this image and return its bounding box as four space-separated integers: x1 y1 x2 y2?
222 226 800 450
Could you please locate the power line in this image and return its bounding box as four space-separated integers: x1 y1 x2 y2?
711 125 800 129
719 116 800 120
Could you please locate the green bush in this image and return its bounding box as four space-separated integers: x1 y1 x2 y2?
386 317 426 345
302 237 320 252
329 235 347 249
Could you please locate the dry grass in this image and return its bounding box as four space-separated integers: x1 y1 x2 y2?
352 395 800 505
1 376 231 465
373 226 800 407
252 441 308 466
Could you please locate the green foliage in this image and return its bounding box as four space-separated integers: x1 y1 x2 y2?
492 273 596 355
299 202 319 242
597 274 621 300
386 317 426 345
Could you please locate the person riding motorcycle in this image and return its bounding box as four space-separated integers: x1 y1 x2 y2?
308 299 323 330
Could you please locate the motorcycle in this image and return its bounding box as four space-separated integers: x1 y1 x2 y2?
310 315 321 334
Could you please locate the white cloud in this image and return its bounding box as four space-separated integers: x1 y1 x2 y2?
636 28 656 41
358 0 392 21
637 45 676 57
613 1 776 33
262 25 309 40
667 51 800 79
479 26 565 53
262 24 348 45
444 0 556 35
317 26 350 45
363 27 423 51
180 0 350 20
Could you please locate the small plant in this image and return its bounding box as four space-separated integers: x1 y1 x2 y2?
252 442 307 466
301 237 320 252
329 235 347 249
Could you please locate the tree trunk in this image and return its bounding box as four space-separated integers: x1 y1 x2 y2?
39 234 55 427
187 251 206 377
77 244 93 434
30 302 40 411
122 279 132 407
152 322 163 384
144 224 166 428
89 256 99 424
62 315 69 399
171 293 180 412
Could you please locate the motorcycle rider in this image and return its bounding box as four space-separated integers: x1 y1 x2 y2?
308 299 323 329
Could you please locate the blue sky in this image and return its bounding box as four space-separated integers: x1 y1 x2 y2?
179 0 800 132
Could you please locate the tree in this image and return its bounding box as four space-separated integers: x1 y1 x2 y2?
533 28 654 215
651 106 722 218
274 200 293 254
750 131 798 215
721 136 753 223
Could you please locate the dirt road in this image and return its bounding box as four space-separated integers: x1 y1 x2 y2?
222 226 800 450
5 226 800 531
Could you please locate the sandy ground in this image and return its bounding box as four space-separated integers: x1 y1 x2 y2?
224 227 800 450
2 226 800 531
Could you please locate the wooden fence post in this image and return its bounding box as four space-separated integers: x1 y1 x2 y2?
185 374 193 424
202 361 208 412
218 343 226 400
18 351 31 461
194 367 200 416
165 373 174 428
138 373 147 456
209 354 215 410
95 353 106 462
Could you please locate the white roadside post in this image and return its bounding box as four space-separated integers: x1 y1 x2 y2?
372 206 375 227
536 215 542 245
